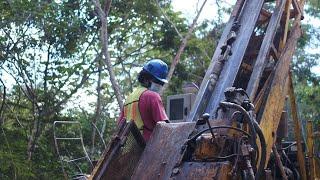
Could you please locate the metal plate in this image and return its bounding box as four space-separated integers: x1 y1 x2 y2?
132 122 196 180
173 161 232 180
90 121 145 180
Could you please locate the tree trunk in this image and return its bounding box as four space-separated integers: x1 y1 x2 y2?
91 58 102 156
27 45 51 160
27 103 40 161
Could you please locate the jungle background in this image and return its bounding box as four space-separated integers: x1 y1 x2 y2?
0 0 319 179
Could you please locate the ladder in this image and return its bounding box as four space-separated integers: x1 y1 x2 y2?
53 121 93 179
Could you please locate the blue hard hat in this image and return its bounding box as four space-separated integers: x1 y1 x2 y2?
143 59 168 83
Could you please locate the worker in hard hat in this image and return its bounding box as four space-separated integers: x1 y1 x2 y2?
118 59 169 141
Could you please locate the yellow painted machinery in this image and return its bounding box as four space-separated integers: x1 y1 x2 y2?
89 0 320 179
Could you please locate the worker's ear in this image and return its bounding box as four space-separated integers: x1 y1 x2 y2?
140 78 151 88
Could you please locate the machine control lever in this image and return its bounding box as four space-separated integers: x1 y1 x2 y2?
202 113 215 138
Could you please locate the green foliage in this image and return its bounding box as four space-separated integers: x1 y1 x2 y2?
305 0 320 16
288 0 320 151
292 7 320 125
165 20 223 96
0 0 319 179
295 84 320 122
0 128 34 179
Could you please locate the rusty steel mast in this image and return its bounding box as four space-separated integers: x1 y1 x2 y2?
89 0 311 179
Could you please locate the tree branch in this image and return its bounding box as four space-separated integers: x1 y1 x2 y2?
0 78 6 123
91 57 103 156
155 0 183 39
160 0 208 95
92 0 124 109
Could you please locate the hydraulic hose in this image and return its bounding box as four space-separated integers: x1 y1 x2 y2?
252 119 266 180
189 125 251 142
219 101 267 180
219 102 257 150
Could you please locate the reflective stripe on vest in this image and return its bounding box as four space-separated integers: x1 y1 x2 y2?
123 86 147 132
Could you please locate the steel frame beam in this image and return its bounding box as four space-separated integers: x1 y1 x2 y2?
258 1 304 165
288 72 307 180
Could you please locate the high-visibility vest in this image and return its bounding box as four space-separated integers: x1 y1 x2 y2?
123 86 148 133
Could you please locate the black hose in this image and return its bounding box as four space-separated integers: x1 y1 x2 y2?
189 126 251 142
219 102 257 153
252 120 267 180
219 101 267 180
0 79 6 118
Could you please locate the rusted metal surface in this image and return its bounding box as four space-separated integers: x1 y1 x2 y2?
90 1 308 179
265 169 272 180
258 9 272 25
279 0 292 51
173 162 232 180
276 111 288 139
193 133 221 159
272 145 288 180
205 0 265 119
132 122 196 180
246 0 286 100
187 0 250 123
259 14 303 167
192 133 239 161
186 22 234 123
288 72 307 180
306 121 316 180
241 142 255 179
89 121 145 180
270 44 280 60
253 74 272 114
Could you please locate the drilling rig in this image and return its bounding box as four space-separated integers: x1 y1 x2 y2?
88 0 319 179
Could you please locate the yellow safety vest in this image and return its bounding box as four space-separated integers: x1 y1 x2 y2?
123 86 147 133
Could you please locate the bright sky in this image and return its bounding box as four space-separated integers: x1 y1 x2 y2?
171 0 235 23
171 0 218 22
172 0 320 75
304 15 320 74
